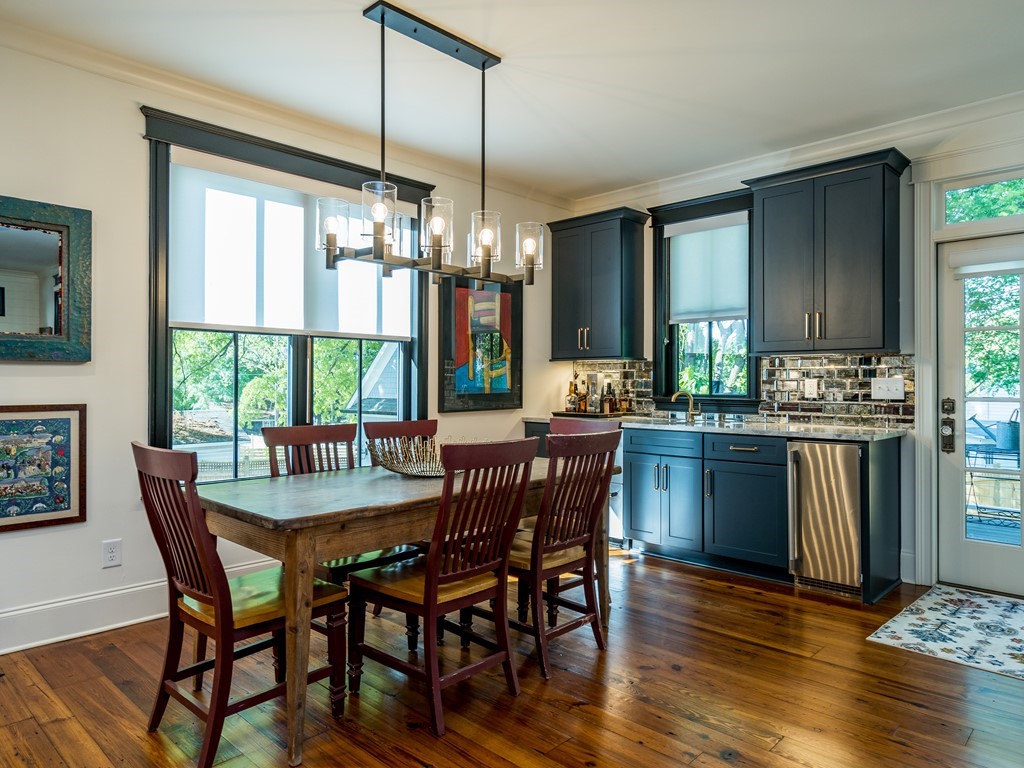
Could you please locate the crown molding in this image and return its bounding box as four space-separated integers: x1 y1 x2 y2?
575 89 1024 215
0 22 572 211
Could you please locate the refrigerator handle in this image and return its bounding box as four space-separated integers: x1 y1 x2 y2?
787 446 801 575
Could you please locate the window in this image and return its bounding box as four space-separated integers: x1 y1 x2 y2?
946 176 1024 224
650 190 756 409
145 109 432 479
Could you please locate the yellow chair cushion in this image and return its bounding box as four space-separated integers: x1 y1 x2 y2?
349 557 499 605
507 530 585 572
179 567 347 630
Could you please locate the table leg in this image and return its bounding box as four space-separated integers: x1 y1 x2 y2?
284 530 316 766
597 497 610 628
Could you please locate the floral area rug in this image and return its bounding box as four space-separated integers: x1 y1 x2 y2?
868 583 1024 680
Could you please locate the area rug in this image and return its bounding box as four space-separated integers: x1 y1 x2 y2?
868 583 1024 680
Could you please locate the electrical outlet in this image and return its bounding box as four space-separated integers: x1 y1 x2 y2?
102 538 122 568
802 378 820 399
871 376 906 401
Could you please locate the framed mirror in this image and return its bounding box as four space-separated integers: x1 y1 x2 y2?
0 195 91 362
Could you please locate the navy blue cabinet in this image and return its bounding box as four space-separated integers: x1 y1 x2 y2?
548 208 648 360
701 434 788 568
747 149 909 355
622 429 702 551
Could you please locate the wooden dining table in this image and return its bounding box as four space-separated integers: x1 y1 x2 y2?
198 459 611 766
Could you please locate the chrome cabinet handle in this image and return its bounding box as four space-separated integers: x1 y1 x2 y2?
584 327 590 350
704 469 712 497
728 445 760 453
662 464 668 491
787 448 801 575
577 327 583 350
653 463 660 491
815 311 823 340
804 312 811 340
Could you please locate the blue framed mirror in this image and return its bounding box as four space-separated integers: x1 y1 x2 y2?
0 196 91 362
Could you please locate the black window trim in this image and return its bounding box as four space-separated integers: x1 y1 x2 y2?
649 188 760 414
144 107 432 447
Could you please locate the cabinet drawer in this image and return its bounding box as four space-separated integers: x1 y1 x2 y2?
703 434 786 465
623 429 702 458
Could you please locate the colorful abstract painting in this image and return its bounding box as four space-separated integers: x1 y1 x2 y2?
0 404 85 532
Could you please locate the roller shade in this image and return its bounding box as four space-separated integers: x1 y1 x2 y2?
667 212 748 322
946 232 1024 279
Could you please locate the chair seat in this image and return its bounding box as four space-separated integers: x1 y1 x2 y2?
317 544 423 582
508 531 585 572
349 557 499 605
180 567 347 630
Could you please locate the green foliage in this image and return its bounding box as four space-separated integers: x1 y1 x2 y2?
676 320 748 396
963 275 1021 398
946 178 1024 224
311 338 360 424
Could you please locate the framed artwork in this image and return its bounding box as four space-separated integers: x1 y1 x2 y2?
0 404 86 533
438 276 522 412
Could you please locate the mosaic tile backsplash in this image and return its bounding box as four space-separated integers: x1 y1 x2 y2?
572 359 654 414
758 354 915 427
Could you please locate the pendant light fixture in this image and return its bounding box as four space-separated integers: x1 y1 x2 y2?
318 1 543 287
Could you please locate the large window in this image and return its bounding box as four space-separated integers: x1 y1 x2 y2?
651 190 756 410
145 109 432 480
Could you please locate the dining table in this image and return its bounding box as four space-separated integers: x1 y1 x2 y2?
198 458 611 766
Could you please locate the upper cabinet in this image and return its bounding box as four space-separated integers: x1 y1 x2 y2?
548 208 648 360
745 149 909 354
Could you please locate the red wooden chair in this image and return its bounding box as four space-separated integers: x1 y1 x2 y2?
363 418 438 466
262 424 421 587
131 441 346 768
549 416 621 434
348 437 538 736
507 430 620 677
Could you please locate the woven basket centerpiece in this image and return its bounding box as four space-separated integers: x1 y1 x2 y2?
369 435 446 477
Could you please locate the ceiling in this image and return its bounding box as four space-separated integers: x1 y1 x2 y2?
4 0 1024 202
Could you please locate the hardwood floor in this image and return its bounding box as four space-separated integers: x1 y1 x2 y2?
2 552 1022 767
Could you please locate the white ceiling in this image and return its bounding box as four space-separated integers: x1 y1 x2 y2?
4 0 1024 202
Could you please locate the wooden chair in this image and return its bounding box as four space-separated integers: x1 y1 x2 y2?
262 424 421 586
348 437 539 736
131 441 346 768
549 416 621 434
505 430 620 678
363 418 438 466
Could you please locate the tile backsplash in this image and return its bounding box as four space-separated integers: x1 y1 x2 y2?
572 359 654 414
759 354 915 427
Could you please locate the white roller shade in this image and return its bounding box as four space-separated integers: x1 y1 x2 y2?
667 212 748 323
946 232 1024 279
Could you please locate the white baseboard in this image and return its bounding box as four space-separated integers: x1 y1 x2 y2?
0 559 274 656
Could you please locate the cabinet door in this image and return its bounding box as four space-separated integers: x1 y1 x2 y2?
551 228 588 360
751 180 815 354
662 456 702 551
815 166 885 350
702 460 787 567
584 221 623 358
623 451 662 542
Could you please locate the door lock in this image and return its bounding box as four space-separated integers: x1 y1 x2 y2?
940 417 955 453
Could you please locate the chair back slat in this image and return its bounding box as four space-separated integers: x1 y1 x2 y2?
364 419 438 467
132 442 228 607
427 438 538 591
262 424 357 476
537 431 620 554
549 417 621 435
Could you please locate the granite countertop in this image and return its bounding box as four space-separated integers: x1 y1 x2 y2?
524 414 907 442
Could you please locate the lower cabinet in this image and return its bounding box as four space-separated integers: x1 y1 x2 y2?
702 458 787 568
623 452 702 550
622 429 703 551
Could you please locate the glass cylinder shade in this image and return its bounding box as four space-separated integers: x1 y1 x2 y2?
471 210 501 265
421 197 454 269
361 181 398 257
317 197 348 252
515 222 544 270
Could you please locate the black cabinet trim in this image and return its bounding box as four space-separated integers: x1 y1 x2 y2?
743 147 910 189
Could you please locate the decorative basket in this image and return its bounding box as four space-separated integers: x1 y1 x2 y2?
369 435 447 477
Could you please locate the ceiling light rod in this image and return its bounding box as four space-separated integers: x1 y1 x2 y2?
362 1 501 71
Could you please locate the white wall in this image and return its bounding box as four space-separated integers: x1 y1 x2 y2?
0 43 571 653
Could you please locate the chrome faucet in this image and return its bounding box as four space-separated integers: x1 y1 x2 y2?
670 390 702 423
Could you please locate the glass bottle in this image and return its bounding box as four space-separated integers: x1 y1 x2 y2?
565 380 578 412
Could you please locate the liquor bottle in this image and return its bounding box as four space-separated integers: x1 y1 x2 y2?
602 382 615 414
577 383 589 413
565 380 578 412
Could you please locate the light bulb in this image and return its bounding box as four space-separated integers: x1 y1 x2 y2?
478 227 494 246
324 216 341 234
522 237 537 255
429 216 446 235
371 202 389 222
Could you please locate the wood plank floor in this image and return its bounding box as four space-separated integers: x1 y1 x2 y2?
2 552 1023 767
